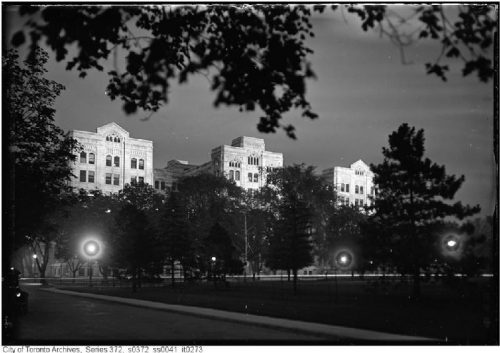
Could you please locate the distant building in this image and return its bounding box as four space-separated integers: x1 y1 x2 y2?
322 159 375 207
69 122 154 193
154 136 283 191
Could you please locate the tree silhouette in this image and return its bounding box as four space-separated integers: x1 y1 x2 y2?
9 5 496 138
159 192 191 287
3 48 79 269
368 123 480 298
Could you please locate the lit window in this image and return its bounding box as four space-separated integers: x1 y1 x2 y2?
131 158 137 169
89 153 95 165
253 173 258 183
106 155 112 167
80 152 87 164
139 159 144 170
113 174 120 185
360 186 364 194
229 170 234 180
138 176 144 184
105 173 112 184
88 171 95 183
355 185 359 194
235 171 240 181
114 156 120 167
79 170 86 182
248 173 252 182
155 180 159 189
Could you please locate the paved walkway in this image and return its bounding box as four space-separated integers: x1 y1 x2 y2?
42 287 437 343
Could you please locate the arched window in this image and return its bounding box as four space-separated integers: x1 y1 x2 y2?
106 136 109 142
253 173 259 183
248 157 251 165
114 156 120 167
106 155 112 167
131 158 137 169
80 152 87 164
139 159 144 170
88 153 95 165
229 170 234 180
235 171 240 181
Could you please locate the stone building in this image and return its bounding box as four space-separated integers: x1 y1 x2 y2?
322 159 375 207
69 122 154 193
154 136 283 192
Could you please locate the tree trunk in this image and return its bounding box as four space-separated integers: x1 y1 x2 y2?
287 269 291 282
292 268 298 295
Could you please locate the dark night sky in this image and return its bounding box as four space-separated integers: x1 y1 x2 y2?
4 5 496 217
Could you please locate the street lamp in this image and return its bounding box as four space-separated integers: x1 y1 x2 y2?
80 238 103 286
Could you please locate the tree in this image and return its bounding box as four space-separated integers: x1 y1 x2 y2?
159 192 191 287
204 222 244 283
367 123 480 298
176 173 243 273
265 164 327 293
10 5 496 138
3 48 79 270
112 204 159 291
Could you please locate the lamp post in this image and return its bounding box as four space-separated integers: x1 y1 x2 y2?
333 249 354 303
32 254 38 278
81 239 102 287
211 256 217 285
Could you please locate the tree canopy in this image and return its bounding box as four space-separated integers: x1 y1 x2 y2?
3 48 79 268
10 4 496 138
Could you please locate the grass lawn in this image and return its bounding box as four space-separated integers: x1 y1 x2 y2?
57 277 497 344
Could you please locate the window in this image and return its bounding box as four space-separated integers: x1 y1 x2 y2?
139 159 144 170
340 183 345 192
105 173 112 184
355 199 359 206
229 161 233 167
131 176 137 184
229 170 234 180
248 173 252 182
346 183 350 193
155 180 159 189
114 156 120 167
89 153 95 165
253 173 258 183
161 181 166 190
106 155 112 167
138 176 144 184
131 158 137 169
360 199 364 206
106 136 110 142
360 186 364 194
80 152 87 164
355 185 359 194
88 171 95 183
113 174 120 185
371 187 375 195
79 170 86 182
235 171 240 181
